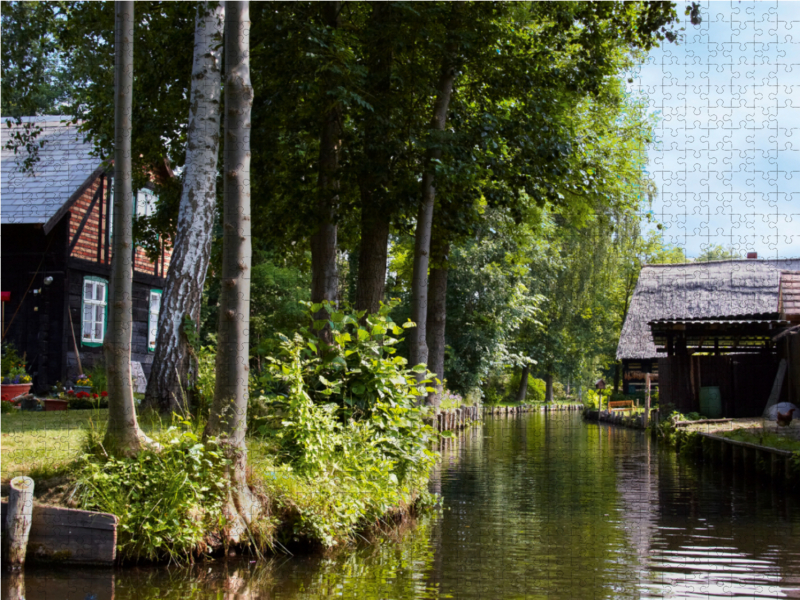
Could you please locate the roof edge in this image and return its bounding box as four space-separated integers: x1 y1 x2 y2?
42 163 106 235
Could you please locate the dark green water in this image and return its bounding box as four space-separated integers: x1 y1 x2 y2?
9 412 800 599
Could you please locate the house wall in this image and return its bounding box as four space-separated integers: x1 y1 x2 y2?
68 173 172 276
1 221 69 393
64 258 166 383
658 353 780 417
622 359 659 394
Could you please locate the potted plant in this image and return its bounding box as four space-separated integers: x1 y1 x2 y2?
1 365 33 402
74 374 92 394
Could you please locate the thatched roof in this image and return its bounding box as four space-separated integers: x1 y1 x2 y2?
617 259 800 360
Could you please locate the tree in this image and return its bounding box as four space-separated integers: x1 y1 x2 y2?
143 1 225 414
103 0 153 455
695 244 741 262
204 0 260 542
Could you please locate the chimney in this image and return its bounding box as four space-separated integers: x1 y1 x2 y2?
747 252 758 259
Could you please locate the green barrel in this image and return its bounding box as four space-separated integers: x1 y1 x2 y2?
699 386 722 419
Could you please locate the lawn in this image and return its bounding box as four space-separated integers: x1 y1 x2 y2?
1 408 109 482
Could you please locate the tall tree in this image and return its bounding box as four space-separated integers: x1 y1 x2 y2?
104 0 152 455
143 1 225 414
310 1 342 339
408 38 458 374
204 0 260 542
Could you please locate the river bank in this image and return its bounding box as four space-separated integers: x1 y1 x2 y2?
7 411 800 600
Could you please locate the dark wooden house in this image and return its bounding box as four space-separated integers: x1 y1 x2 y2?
616 258 800 417
1 117 172 392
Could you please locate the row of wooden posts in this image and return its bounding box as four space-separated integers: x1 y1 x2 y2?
433 403 583 432
694 432 798 482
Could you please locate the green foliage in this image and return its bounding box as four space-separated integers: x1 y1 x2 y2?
1 401 14 413
695 244 741 262
250 301 437 547
1 343 25 377
76 419 228 563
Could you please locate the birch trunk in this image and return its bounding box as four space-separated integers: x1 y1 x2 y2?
205 0 259 543
425 240 449 408
104 1 152 455
516 365 531 403
144 1 225 414
409 50 457 370
310 1 341 338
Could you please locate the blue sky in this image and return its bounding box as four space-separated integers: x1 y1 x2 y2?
633 0 800 258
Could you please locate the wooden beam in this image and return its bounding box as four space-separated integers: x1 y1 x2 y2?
67 183 103 255
43 164 107 235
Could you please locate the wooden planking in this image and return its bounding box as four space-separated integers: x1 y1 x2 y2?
1 501 117 566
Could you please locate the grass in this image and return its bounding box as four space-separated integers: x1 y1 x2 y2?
0 408 169 483
718 428 800 453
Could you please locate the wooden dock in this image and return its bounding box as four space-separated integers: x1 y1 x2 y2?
696 432 796 482
1 501 118 566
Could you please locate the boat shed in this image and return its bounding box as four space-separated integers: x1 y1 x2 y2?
616 259 800 417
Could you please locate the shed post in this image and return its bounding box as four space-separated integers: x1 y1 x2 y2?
644 373 651 428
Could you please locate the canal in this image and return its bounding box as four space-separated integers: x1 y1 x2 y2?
10 411 800 599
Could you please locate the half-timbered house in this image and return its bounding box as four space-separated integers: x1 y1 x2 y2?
1 117 172 392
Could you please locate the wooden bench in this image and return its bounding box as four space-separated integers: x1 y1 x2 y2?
608 400 635 413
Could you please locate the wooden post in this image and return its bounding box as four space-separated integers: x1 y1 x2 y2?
644 373 651 428
5 476 34 570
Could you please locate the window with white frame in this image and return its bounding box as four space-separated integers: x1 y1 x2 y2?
136 188 158 218
82 277 107 345
148 290 162 351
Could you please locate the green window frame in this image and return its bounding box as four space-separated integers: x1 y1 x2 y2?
81 276 108 347
148 289 162 352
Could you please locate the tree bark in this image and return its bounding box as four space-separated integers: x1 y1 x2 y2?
355 2 393 315
516 365 531 403
426 240 449 408
104 1 152 455
545 372 554 404
310 1 341 338
143 1 225 414
409 47 457 370
205 0 259 544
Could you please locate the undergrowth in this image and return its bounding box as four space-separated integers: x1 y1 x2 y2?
75 418 228 564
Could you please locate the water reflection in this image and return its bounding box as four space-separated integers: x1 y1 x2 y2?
7 412 800 600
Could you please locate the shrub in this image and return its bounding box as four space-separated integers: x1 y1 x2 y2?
251 300 437 546
1 400 14 413
76 420 228 563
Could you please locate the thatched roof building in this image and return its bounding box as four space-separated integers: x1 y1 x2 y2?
617 259 800 361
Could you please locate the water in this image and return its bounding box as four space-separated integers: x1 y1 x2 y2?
9 412 800 599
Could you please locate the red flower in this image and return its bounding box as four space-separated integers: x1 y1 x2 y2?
76 391 90 399
100 391 108 397
67 390 76 397
92 393 98 399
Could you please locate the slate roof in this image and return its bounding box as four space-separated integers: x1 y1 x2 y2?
617 259 800 360
1 116 103 229
779 271 800 320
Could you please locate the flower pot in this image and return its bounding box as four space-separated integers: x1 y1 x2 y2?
43 399 68 411
1 383 32 402
74 386 92 394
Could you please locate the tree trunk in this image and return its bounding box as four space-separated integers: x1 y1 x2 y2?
613 360 621 394
310 1 341 339
426 240 449 408
355 193 390 314
143 1 225 414
205 0 259 544
408 48 457 370
516 365 531 403
545 372 554 404
355 2 393 315
104 1 152 455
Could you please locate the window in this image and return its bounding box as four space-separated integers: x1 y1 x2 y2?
82 277 107 346
135 188 158 218
148 289 162 352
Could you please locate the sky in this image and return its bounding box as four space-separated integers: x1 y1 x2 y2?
633 0 800 259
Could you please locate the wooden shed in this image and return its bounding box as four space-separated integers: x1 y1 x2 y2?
616 259 800 416
1 117 172 391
